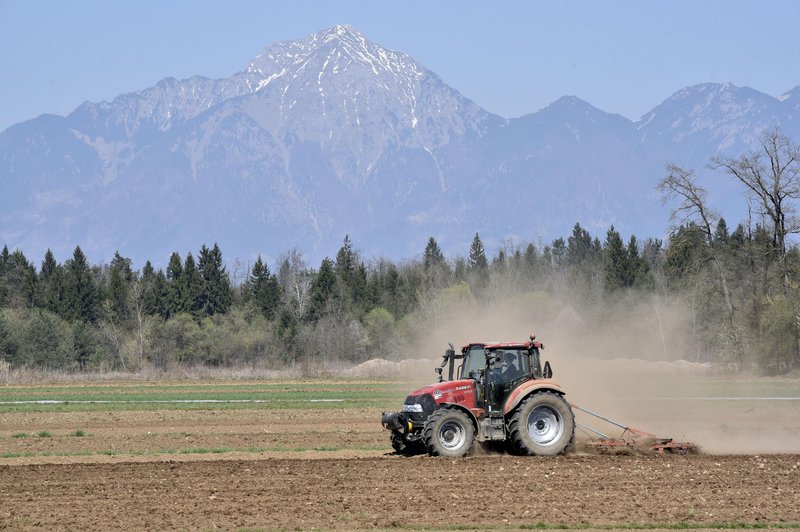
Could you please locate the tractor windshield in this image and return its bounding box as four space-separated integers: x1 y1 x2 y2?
459 346 486 379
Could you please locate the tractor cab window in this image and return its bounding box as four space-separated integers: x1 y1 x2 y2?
459 346 487 379
489 349 529 386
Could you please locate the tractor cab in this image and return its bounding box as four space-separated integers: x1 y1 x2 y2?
436 336 553 411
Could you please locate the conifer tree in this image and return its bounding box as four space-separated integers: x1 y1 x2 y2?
0 249 37 309
423 237 446 270
551 238 567 266
625 235 651 288
423 236 449 290
334 235 369 312
108 251 133 322
0 245 9 302
307 258 337 321
0 311 18 365
63 246 99 323
522 243 541 282
140 261 160 316
335 235 356 279
249 255 281 319
468 233 489 291
198 243 232 316
183 253 203 316
603 226 627 291
38 250 64 315
0 245 9 272
566 223 598 266
149 270 170 319
468 233 488 271
165 252 184 317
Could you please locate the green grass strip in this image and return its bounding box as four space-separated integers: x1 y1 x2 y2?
0 381 410 413
0 381 408 397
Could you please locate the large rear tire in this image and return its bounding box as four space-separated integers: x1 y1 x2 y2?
423 409 475 457
390 432 425 456
508 391 575 456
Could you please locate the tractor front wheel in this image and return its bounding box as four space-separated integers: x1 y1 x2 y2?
423 409 474 457
508 391 575 456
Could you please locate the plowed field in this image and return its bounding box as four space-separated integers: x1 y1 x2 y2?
1 378 799 530
2 455 799 530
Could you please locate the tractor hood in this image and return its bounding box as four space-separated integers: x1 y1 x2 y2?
406 379 476 410
408 379 473 398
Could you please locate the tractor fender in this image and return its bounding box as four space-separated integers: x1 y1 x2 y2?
502 379 565 415
438 402 479 430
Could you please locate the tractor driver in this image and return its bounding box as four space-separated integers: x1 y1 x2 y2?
500 351 522 381
491 350 522 384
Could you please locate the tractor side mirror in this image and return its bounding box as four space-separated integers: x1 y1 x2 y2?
543 361 553 379
435 367 443 382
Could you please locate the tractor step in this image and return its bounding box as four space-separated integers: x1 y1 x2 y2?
479 416 507 441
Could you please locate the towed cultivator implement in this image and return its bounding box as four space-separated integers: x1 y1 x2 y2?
571 403 695 454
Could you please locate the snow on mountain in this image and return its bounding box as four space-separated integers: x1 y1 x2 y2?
779 86 800 111
2 27 800 266
637 83 800 165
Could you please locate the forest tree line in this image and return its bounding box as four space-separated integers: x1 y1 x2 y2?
1 129 799 375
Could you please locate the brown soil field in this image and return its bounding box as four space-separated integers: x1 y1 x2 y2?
1 454 799 530
0 408 387 460
1 375 800 530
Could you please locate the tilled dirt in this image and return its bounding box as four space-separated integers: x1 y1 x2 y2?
0 408 386 458
1 454 799 530
2 378 800 530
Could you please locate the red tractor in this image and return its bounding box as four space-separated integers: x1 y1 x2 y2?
381 335 575 457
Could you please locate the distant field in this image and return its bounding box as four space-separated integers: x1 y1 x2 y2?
0 380 409 414
1 375 798 458
1 375 799 530
0 380 404 462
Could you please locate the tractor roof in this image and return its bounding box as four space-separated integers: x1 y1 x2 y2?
462 340 543 350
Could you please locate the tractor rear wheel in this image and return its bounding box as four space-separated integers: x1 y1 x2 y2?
423 408 474 457
390 432 425 456
508 391 575 456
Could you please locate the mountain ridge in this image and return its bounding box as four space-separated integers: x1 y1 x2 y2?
2 25 799 266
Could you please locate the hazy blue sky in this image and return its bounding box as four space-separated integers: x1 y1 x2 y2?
2 0 799 132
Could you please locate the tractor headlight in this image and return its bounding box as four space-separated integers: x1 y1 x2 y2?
403 404 423 413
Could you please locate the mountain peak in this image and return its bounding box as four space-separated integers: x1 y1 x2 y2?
243 23 422 88
547 95 596 110
317 24 365 42
537 95 612 120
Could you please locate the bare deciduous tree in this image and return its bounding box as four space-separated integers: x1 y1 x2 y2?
128 280 146 367
713 128 800 292
277 248 312 321
658 164 735 323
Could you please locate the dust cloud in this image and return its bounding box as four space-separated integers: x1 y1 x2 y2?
393 287 800 455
